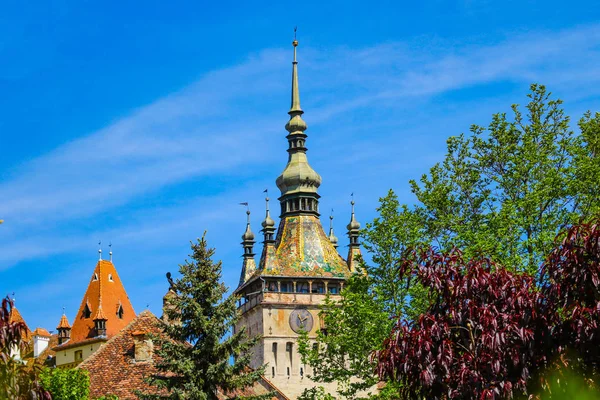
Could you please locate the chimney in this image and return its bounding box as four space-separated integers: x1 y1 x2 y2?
32 328 51 358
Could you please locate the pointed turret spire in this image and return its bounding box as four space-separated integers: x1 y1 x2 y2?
241 209 255 251
347 197 361 272
239 206 257 285
261 193 276 243
276 31 322 217
328 209 339 249
56 310 71 345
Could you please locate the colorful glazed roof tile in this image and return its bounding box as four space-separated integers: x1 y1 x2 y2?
55 260 135 349
256 215 350 279
236 38 358 288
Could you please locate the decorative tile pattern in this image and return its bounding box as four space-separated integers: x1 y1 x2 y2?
254 215 350 279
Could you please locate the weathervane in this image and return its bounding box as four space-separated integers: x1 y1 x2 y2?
109 242 113 262
98 240 102 260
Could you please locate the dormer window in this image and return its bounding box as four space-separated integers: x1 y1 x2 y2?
94 318 106 336
117 304 124 319
93 273 98 281
108 274 113 282
84 304 92 319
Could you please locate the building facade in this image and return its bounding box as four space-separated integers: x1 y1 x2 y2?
234 38 361 399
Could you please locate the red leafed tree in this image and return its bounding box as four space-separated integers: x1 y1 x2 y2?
0 296 51 399
541 221 600 378
375 249 551 399
376 221 600 399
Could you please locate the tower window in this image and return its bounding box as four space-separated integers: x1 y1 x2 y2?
83 304 92 319
272 367 275 378
297 282 309 293
108 274 113 282
93 273 98 281
312 283 325 294
286 342 293 374
117 305 124 319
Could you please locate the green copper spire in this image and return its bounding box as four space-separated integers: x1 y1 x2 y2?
290 35 302 113
261 194 276 243
328 210 339 249
276 33 322 217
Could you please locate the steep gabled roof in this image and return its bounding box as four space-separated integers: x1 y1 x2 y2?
78 310 162 399
9 306 31 342
79 310 288 400
55 260 135 349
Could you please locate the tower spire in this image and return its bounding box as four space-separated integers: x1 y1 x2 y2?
347 196 361 272
328 209 339 249
261 191 276 243
290 27 301 113
276 31 323 217
239 205 257 285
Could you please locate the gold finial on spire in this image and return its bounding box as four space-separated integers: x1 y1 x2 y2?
293 26 298 47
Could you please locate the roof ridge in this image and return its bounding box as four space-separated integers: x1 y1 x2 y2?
77 310 161 369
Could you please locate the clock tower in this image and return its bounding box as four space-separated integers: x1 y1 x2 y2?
234 38 361 399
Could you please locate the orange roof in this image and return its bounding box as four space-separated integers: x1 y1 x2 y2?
32 327 51 338
56 260 135 348
94 306 108 321
79 310 288 400
56 314 71 329
9 306 31 342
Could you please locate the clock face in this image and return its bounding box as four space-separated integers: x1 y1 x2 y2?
289 308 314 333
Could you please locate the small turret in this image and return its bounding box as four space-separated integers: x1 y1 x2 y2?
56 312 71 345
346 199 361 272
93 306 108 337
328 211 339 249
261 196 276 243
239 209 257 285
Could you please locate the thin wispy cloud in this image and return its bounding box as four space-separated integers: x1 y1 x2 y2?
1 23 599 273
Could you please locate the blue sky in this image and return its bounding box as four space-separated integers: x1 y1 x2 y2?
1 1 599 332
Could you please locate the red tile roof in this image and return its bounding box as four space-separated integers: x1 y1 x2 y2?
32 327 51 338
78 310 289 400
56 314 71 329
9 306 31 342
55 260 135 350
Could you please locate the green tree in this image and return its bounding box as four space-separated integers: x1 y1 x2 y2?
301 84 600 399
138 233 269 400
40 368 90 400
411 84 598 273
298 274 394 400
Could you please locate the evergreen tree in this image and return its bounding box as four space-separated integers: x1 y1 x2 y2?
138 233 269 400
